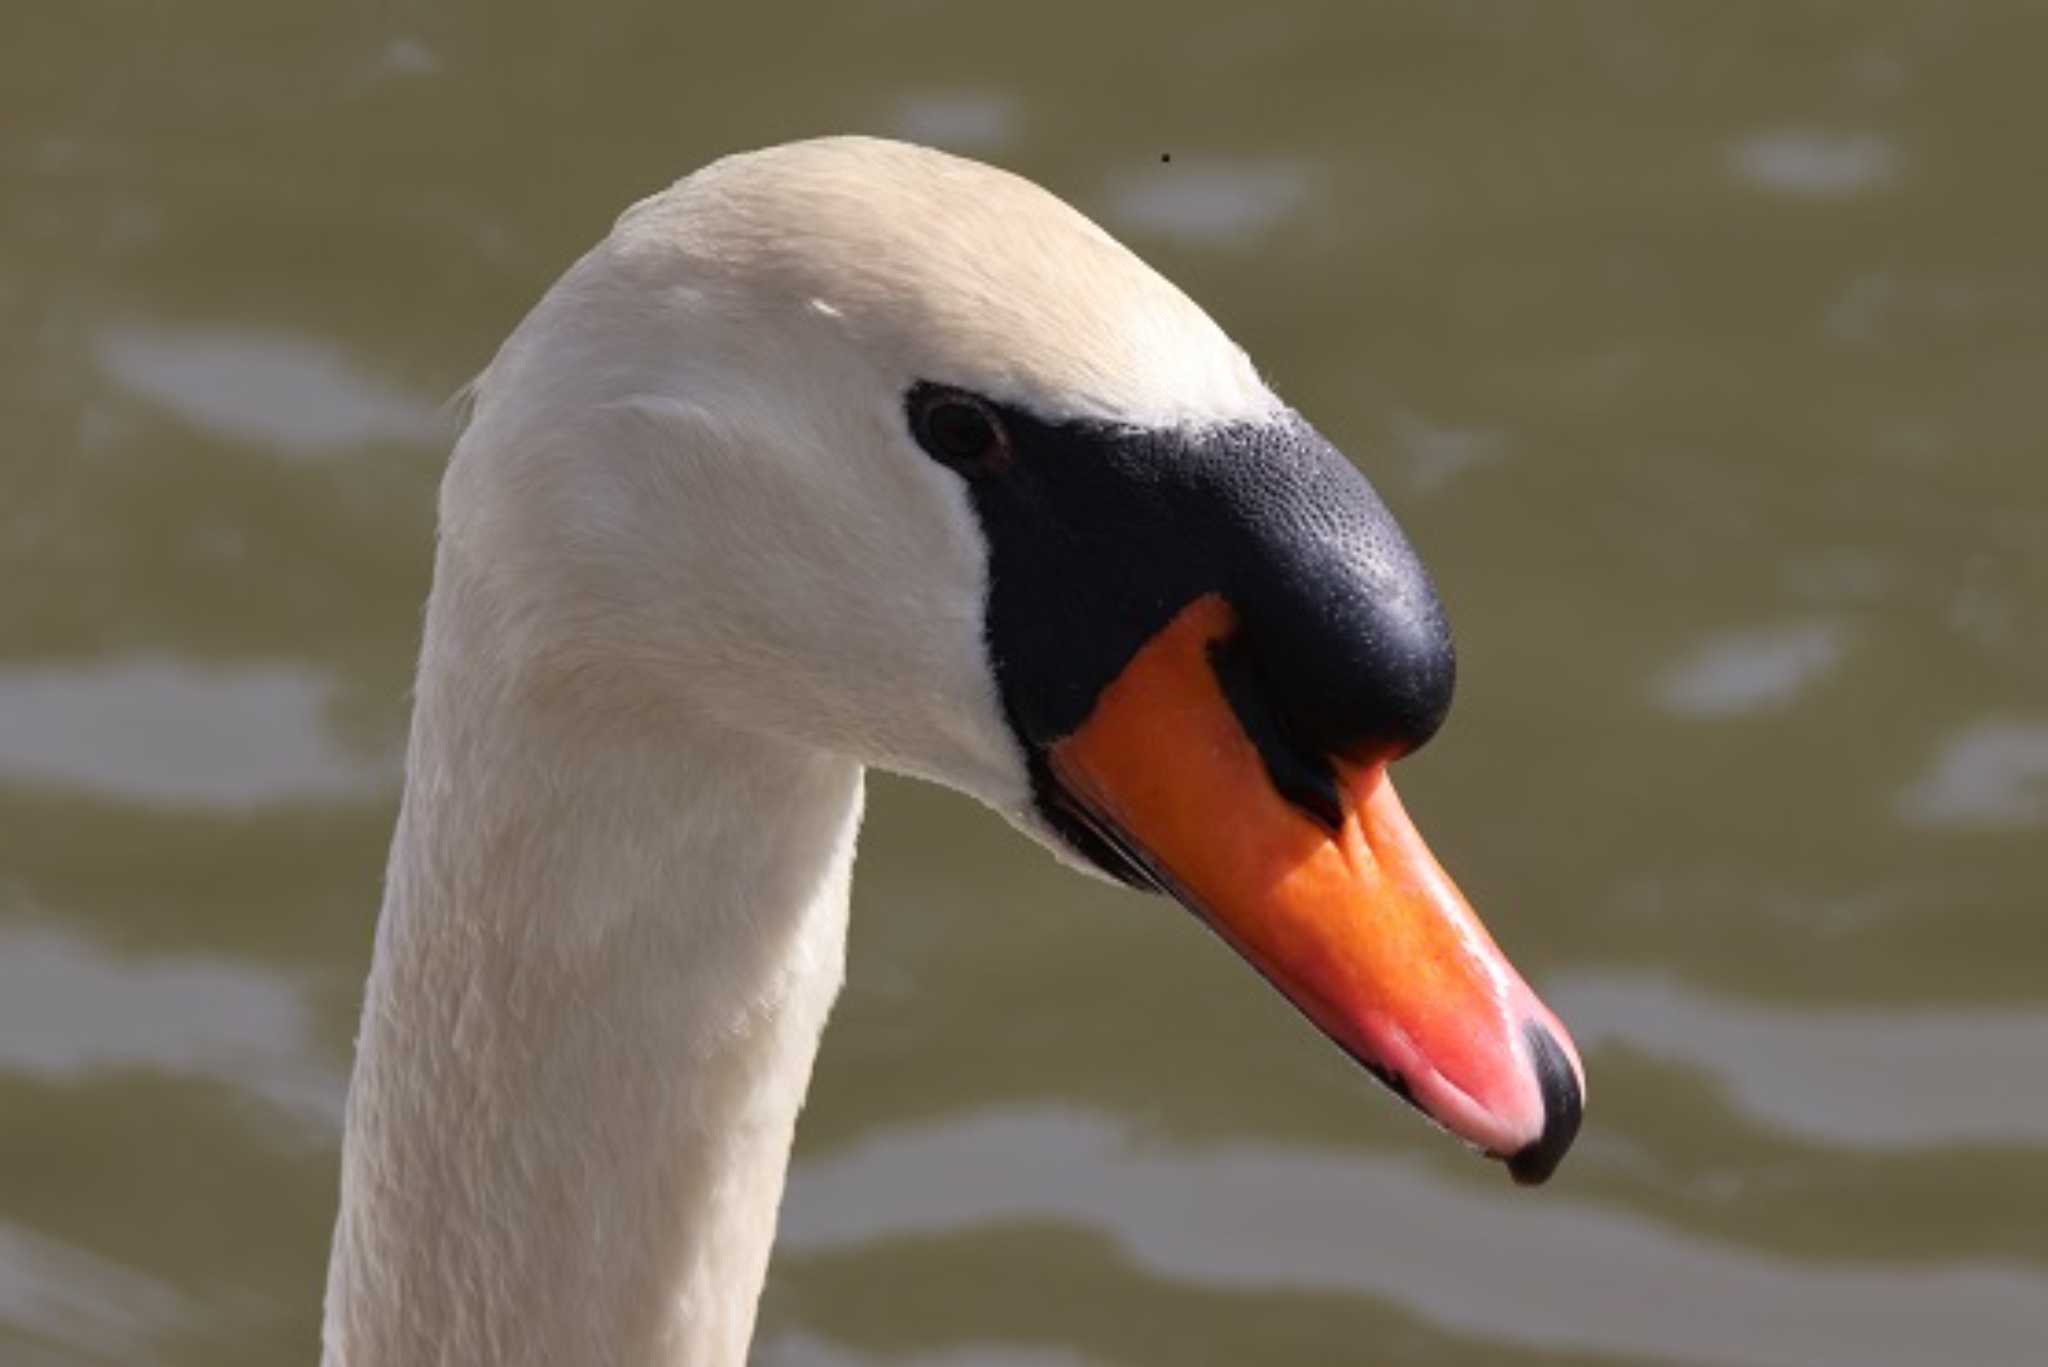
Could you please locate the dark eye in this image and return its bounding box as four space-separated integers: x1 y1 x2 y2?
909 386 1010 477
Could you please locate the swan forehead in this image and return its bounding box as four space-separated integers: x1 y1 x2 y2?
612 137 1279 429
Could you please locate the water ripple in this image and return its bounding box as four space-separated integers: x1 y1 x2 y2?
784 1108 2046 1367
762 1331 1089 1367
0 922 344 1126
1104 158 1311 247
0 658 392 806
1728 130 1898 199
1554 972 2048 1148
0 1223 191 1359
887 92 1022 154
1655 621 1847 718
1897 719 2048 830
97 322 444 457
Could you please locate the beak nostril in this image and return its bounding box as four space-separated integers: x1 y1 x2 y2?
1507 1022 1584 1186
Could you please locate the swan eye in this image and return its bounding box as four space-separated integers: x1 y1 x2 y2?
910 387 1010 477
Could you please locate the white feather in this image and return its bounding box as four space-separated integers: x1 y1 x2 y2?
322 136 1280 1365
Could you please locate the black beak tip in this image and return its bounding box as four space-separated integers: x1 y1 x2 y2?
1505 1022 1584 1186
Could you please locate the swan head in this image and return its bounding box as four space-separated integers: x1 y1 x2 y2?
451 136 1583 1183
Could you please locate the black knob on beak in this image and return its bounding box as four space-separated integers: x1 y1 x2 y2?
1507 1022 1585 1186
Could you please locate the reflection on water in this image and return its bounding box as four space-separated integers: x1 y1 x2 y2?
1727 130 1898 199
0 1224 189 1361
886 92 1023 154
1556 972 2048 1148
1655 622 1847 718
1896 719 2048 830
763 1331 1090 1367
0 923 342 1126
363 35 442 85
7 1 2048 1363
96 323 444 457
1103 157 1312 246
1386 412 1510 497
783 1108 2044 1367
0 659 391 805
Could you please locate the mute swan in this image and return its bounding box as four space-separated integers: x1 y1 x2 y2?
322 136 1584 1366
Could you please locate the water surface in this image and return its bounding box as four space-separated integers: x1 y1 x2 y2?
4 3 2045 1363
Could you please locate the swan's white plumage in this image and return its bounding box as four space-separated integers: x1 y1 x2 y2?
610 136 1277 428
323 137 1281 1366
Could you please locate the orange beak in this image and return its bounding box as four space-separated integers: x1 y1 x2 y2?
1048 594 1585 1181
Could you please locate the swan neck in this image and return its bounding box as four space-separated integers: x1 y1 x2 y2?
323 565 861 1366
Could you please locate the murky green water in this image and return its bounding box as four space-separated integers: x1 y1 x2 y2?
5 3 2046 1363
